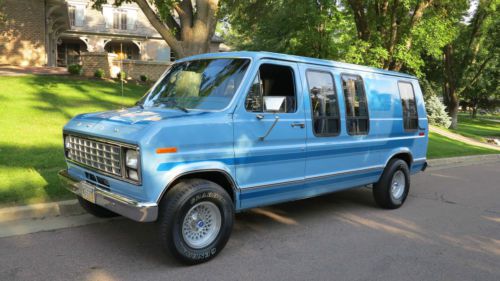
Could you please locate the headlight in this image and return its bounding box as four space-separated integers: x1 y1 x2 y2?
127 169 139 181
125 149 138 169
64 136 71 149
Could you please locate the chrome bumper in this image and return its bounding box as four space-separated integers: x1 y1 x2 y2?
58 170 158 222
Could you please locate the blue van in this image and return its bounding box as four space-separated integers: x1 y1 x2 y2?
59 51 428 264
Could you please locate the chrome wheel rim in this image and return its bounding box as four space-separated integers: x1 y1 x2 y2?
182 201 221 249
390 170 406 200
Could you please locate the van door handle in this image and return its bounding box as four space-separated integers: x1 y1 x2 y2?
291 122 305 128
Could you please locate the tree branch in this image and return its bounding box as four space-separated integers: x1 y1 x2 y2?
134 0 184 57
457 55 494 96
347 0 370 41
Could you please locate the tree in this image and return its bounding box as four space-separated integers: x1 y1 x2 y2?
220 0 352 60
222 0 467 76
342 0 468 75
425 95 452 128
441 0 498 127
92 0 219 58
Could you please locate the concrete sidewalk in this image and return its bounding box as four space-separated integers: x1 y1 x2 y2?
0 65 68 76
429 125 500 151
0 154 498 238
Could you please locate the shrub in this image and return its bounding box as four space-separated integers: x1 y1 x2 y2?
140 74 148 82
425 95 452 128
116 70 126 80
67 64 82 75
94 69 105 79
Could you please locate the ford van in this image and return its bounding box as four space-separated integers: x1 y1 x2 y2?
59 51 428 264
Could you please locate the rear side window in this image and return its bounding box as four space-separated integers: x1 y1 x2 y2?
306 70 340 136
398 82 418 131
341 74 369 135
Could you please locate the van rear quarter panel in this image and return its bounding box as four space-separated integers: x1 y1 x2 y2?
301 63 427 194
362 72 428 170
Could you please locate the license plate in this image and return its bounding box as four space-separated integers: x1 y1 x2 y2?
80 183 96 203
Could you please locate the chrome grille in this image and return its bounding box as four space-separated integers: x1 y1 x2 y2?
66 135 122 176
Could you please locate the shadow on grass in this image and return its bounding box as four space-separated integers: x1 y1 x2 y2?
26 75 148 119
0 144 71 206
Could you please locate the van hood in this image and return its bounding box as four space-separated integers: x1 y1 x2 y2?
63 107 208 143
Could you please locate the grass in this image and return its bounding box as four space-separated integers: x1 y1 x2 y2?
0 75 148 206
0 75 497 206
447 114 500 143
427 132 499 159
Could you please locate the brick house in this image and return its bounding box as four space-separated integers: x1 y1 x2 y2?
0 0 223 67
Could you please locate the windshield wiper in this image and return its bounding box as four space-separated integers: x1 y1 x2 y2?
155 99 189 113
172 104 189 113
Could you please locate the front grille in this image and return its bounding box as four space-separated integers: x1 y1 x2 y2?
66 135 122 176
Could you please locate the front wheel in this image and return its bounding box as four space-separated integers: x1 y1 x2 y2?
158 179 234 265
373 159 410 209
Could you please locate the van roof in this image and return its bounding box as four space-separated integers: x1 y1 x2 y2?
176 51 417 80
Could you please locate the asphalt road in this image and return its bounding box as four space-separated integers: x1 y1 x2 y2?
1 162 499 281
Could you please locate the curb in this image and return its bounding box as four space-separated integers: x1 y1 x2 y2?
0 200 84 223
427 154 500 169
1 154 498 223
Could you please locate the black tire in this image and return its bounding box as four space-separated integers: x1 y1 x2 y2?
158 179 234 265
373 159 410 209
77 196 118 218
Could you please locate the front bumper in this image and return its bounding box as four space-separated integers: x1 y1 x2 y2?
58 169 158 222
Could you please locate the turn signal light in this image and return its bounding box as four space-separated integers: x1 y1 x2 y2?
156 147 178 154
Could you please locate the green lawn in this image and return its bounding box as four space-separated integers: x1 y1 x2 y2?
0 75 497 206
0 75 148 206
427 132 499 159
447 114 500 142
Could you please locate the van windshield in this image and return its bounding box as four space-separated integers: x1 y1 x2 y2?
141 58 250 111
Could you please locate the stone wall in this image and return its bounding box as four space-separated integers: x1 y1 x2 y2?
81 52 171 81
80 52 113 77
117 60 171 81
0 0 46 66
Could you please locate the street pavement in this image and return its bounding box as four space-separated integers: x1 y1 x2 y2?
0 162 499 281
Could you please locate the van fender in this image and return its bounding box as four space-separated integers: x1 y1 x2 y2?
154 161 238 204
383 148 414 168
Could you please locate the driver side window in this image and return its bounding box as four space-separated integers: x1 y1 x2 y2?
245 64 296 113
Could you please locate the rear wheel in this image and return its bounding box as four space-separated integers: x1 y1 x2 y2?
158 179 234 265
373 159 410 209
77 196 118 218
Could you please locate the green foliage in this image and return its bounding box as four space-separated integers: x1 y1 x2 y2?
116 70 127 80
221 0 354 60
67 64 82 75
94 68 105 79
426 95 452 128
223 0 469 76
140 74 149 82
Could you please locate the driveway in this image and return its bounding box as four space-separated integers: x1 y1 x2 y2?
0 162 499 281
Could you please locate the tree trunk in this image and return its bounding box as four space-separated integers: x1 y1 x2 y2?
135 0 219 59
443 44 459 129
448 97 459 129
471 105 478 118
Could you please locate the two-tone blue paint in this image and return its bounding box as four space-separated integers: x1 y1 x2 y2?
63 51 428 214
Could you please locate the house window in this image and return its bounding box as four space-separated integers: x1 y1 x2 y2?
342 74 369 135
108 9 136 30
245 64 296 113
307 70 340 136
398 81 419 130
113 10 127 30
68 6 76 26
68 5 84 27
